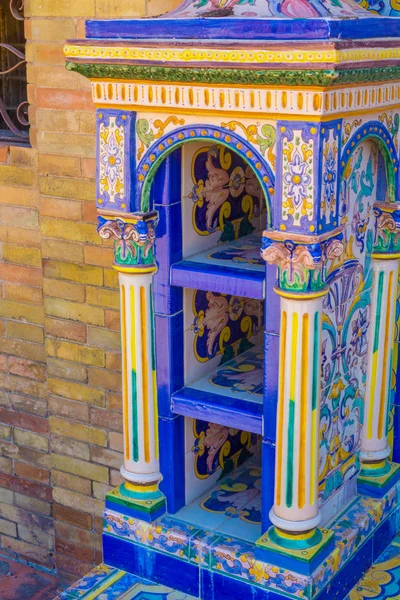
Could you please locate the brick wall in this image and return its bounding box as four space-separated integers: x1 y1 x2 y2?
0 0 180 588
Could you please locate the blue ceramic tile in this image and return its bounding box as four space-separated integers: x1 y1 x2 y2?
172 387 262 435
372 510 399 560
264 263 280 334
155 312 184 417
154 202 183 286
159 415 185 514
171 261 265 300
316 538 373 600
152 149 182 207
393 405 400 463
261 441 275 532
263 332 279 442
103 534 200 597
85 16 400 42
153 281 183 316
201 569 270 600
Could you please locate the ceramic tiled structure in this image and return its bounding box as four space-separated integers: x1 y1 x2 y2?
63 1 400 598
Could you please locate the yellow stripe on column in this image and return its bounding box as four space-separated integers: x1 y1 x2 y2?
276 310 287 507
299 313 309 510
378 270 393 439
121 284 129 462
140 286 151 463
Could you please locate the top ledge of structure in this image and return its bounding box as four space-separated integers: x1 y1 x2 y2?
84 0 400 43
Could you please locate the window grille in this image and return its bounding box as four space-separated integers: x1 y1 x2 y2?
0 0 28 146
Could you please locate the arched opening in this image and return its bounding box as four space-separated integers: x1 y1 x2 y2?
137 124 274 222
319 137 397 521
150 139 268 532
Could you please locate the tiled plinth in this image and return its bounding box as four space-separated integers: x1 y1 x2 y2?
55 533 400 600
101 474 400 600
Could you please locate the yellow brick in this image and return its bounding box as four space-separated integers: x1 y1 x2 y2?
38 154 81 178
2 245 42 268
30 0 95 17
47 358 87 383
0 185 39 208
43 279 85 303
40 217 98 244
30 19 76 42
13 429 48 452
44 298 104 326
103 268 119 289
86 287 120 310
0 166 36 188
0 337 46 362
6 322 44 344
37 132 96 157
45 338 105 367
0 300 44 325
48 378 105 407
41 239 84 263
52 487 104 516
51 451 108 481
96 0 145 16
36 109 80 134
79 112 96 135
0 206 38 228
43 260 103 286
39 177 95 201
9 147 38 169
26 41 66 65
88 368 121 393
0 226 41 247
52 470 91 495
84 246 113 268
7 375 47 399
4 283 43 306
87 327 121 351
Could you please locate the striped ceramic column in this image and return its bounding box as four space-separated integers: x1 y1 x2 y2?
259 232 344 566
119 270 161 488
358 202 400 496
98 211 165 520
270 289 324 532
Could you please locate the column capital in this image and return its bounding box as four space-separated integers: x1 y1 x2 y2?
97 210 158 273
373 201 400 259
261 227 344 295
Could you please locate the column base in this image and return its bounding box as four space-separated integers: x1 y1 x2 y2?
357 460 400 498
106 483 166 522
255 526 335 575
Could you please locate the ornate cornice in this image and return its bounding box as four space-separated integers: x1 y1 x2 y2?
66 62 400 88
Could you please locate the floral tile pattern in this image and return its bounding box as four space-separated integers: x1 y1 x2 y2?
189 345 264 402
56 563 197 599
345 533 400 600
102 468 399 599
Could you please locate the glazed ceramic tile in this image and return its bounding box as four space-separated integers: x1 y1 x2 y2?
67 2 400 596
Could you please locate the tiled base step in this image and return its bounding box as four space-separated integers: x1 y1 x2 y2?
344 533 400 600
55 564 197 599
58 537 400 600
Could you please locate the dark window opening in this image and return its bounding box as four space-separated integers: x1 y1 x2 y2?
0 0 29 146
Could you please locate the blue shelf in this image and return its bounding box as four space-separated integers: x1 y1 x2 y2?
171 346 263 434
170 233 265 300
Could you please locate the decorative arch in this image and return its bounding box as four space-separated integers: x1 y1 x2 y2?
340 120 398 202
136 124 275 226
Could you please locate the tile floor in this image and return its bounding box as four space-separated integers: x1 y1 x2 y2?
0 556 58 600
176 455 262 543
